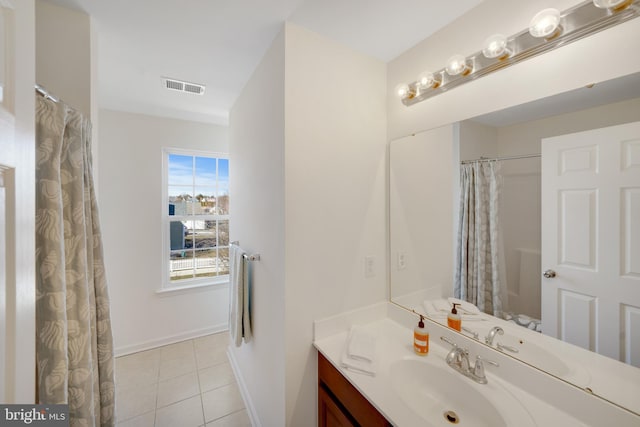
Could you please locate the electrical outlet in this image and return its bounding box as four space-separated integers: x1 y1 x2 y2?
397 251 406 270
364 256 375 278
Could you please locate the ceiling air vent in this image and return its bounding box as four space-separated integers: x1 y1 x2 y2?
161 77 205 95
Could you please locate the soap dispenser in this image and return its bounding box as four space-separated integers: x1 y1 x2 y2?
414 315 429 355
448 303 462 332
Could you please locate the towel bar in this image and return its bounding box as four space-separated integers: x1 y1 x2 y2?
231 241 260 261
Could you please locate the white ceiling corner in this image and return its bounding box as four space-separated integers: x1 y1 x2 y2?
41 0 483 125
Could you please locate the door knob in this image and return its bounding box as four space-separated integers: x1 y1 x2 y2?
543 269 557 278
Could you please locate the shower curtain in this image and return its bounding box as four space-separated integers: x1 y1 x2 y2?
35 94 115 426
454 160 505 317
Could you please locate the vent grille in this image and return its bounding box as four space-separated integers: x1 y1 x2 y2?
161 77 205 95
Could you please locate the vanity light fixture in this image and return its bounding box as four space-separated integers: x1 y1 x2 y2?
446 55 472 76
528 8 562 39
396 0 640 106
417 71 441 89
394 83 413 99
482 34 511 60
593 0 634 10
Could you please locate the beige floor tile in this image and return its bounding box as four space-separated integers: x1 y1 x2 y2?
195 345 229 370
116 410 155 427
157 371 200 408
115 349 161 390
205 409 251 427
115 382 157 422
198 362 235 393
161 340 195 361
202 383 245 423
155 395 204 427
159 351 197 380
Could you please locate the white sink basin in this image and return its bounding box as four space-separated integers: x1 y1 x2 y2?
498 336 591 386
390 358 536 427
516 340 571 377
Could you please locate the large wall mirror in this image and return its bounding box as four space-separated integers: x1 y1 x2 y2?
389 71 640 415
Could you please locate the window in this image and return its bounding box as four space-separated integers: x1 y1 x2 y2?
163 149 229 289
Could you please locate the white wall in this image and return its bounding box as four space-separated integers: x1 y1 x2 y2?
387 0 640 140
389 126 455 303
283 23 387 425
98 109 230 355
459 120 498 161
228 27 287 427
35 1 101 190
35 0 91 117
229 22 387 426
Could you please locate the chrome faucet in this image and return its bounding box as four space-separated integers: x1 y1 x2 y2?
485 326 504 346
441 337 499 384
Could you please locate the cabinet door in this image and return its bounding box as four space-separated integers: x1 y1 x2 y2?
318 352 391 427
318 386 356 427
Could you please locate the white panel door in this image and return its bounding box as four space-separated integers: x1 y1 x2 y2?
542 121 640 365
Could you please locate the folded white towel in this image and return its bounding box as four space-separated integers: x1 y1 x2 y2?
423 300 447 318
432 299 451 313
423 299 486 321
346 326 377 363
448 297 481 315
341 344 377 376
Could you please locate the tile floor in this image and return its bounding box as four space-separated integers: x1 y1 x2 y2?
115 332 251 426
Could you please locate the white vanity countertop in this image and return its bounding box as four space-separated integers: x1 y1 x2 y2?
313 303 640 427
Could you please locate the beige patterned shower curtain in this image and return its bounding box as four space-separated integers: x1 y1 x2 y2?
454 160 505 317
35 93 115 426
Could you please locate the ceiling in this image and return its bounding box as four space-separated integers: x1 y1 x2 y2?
41 0 483 125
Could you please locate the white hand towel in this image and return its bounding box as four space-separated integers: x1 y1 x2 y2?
341 344 377 376
423 299 486 321
346 326 377 363
432 299 452 313
423 300 446 318
229 244 252 347
448 297 481 315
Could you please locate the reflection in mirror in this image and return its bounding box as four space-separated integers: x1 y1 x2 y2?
390 72 640 415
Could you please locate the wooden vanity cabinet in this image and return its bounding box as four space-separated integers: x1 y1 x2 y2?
318 352 391 427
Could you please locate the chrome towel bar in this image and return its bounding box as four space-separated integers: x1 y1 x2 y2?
231 241 260 261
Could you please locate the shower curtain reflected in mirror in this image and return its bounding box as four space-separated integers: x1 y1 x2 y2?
454 160 506 317
35 93 115 426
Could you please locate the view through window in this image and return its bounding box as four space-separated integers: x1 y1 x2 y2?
165 151 229 287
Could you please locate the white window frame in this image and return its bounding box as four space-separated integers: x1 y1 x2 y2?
160 147 230 292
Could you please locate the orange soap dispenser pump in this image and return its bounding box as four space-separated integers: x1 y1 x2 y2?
414 314 429 355
448 303 462 332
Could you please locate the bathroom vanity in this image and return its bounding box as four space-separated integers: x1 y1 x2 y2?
318 352 390 426
314 302 640 427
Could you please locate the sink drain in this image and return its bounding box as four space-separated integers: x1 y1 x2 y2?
443 410 460 424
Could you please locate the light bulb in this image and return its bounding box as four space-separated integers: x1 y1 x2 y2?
529 8 561 38
482 34 511 59
394 83 411 99
446 55 471 76
417 71 439 89
593 0 632 10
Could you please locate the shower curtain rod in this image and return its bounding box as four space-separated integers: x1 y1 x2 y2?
461 153 540 164
35 84 60 103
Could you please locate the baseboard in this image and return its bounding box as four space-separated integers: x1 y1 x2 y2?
227 347 261 427
114 323 228 357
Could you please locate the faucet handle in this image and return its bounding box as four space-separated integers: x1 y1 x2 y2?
497 342 519 353
462 326 479 340
473 355 499 380
440 336 457 347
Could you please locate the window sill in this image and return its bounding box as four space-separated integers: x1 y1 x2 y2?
156 280 229 297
